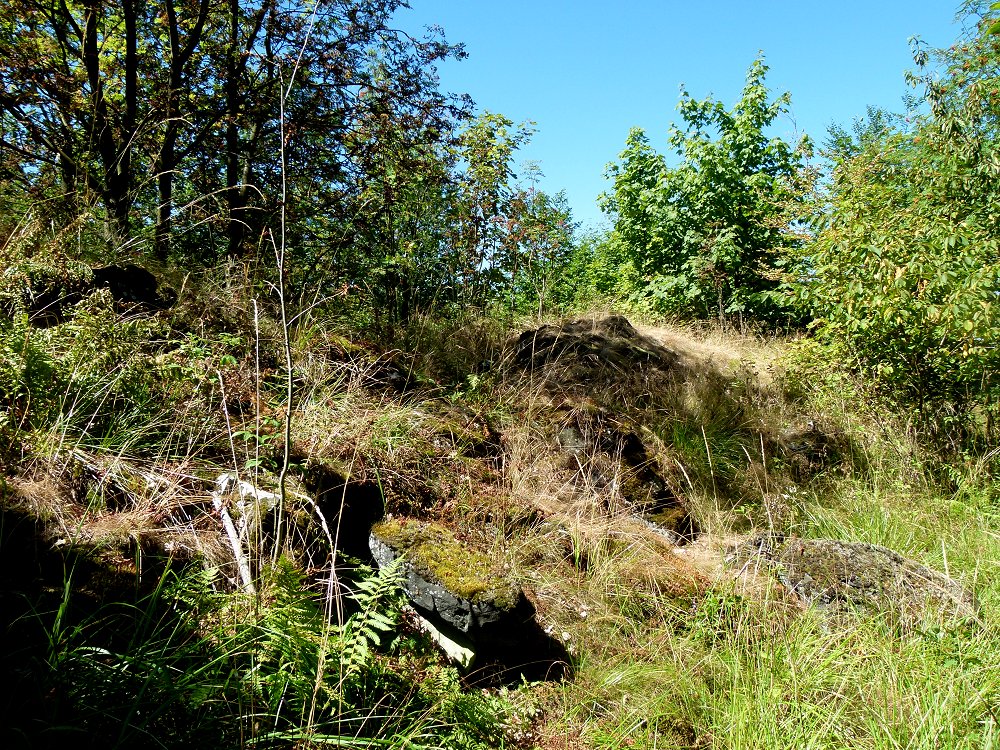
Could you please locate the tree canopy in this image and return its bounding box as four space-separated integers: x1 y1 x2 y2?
801 3 1000 439
601 56 814 325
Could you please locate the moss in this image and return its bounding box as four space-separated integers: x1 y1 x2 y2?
372 518 519 610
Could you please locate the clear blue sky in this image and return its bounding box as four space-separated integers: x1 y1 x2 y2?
396 1 964 230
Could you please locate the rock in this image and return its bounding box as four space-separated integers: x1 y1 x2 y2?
369 519 529 636
510 316 679 374
777 419 846 480
303 460 385 559
1 259 94 325
369 518 572 681
554 407 696 540
2 261 175 326
730 533 979 624
92 264 160 305
403 605 476 668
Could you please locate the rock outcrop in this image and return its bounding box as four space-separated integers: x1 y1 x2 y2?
369 519 530 636
369 518 569 680
510 315 679 377
730 533 979 624
2 260 174 326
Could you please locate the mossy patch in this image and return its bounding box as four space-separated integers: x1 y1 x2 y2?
371 518 519 610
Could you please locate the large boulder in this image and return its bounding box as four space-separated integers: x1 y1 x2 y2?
730 533 979 624
2 260 174 326
510 315 679 375
369 518 530 636
369 518 570 681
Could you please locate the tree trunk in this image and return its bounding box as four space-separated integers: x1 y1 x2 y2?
153 0 210 260
83 0 131 245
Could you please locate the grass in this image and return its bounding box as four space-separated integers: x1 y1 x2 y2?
2 255 997 750
474 315 999 750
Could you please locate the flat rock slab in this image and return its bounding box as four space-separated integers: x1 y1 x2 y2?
369 519 531 637
730 534 979 624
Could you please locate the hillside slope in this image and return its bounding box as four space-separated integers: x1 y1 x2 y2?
1 281 996 749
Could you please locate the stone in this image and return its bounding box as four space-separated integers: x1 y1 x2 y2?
403 605 476 668
92 264 160 305
730 533 979 624
369 518 572 682
509 316 679 374
369 519 529 636
777 419 847 480
3 261 175 326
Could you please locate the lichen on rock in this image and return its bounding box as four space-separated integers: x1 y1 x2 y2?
369 518 525 636
729 533 979 625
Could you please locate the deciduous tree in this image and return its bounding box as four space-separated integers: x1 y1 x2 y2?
602 56 814 325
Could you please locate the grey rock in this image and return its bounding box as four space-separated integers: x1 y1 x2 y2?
369 529 529 637
730 533 979 624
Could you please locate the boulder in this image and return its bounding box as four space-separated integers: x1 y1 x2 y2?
730 533 979 624
2 261 174 326
369 518 530 636
369 518 571 681
510 316 679 374
776 418 852 480
92 264 167 307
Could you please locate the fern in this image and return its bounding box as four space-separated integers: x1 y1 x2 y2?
340 561 404 680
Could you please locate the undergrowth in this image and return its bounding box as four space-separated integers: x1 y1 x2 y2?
1 241 997 750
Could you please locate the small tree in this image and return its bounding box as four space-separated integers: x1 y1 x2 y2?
802 6 1000 442
602 55 814 325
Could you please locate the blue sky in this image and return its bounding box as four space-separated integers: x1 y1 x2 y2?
396 1 965 230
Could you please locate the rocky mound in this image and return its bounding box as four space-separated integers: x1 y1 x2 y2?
509 315 681 381
729 534 979 625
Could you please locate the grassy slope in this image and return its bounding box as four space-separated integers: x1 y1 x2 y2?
1 265 997 749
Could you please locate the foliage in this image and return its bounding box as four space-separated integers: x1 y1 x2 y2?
0 287 165 447
601 55 814 324
333 109 579 332
801 5 1000 443
551 229 646 312
0 0 467 260
449 112 577 315
6 556 514 749
502 188 577 314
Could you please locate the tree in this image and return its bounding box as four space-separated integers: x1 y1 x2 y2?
602 55 814 324
802 4 1000 441
501 188 576 314
452 111 534 305
0 0 154 243
0 0 466 262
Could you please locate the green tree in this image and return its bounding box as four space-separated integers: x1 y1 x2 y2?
452 111 534 305
602 55 814 325
802 5 1000 441
0 0 466 262
502 188 576 314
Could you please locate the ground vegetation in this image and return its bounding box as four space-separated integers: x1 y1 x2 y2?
1 2 998 749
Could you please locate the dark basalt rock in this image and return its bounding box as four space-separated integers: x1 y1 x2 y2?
302 462 385 560
777 419 848 480
370 534 530 635
5 262 175 326
93 264 164 307
369 519 571 682
510 316 679 373
555 408 697 541
369 519 528 636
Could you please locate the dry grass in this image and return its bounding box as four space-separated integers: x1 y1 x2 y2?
5 297 996 750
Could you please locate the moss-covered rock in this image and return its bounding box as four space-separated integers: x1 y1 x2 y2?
369 518 525 634
729 533 979 625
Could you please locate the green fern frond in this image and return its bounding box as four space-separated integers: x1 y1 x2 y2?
340 561 404 680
